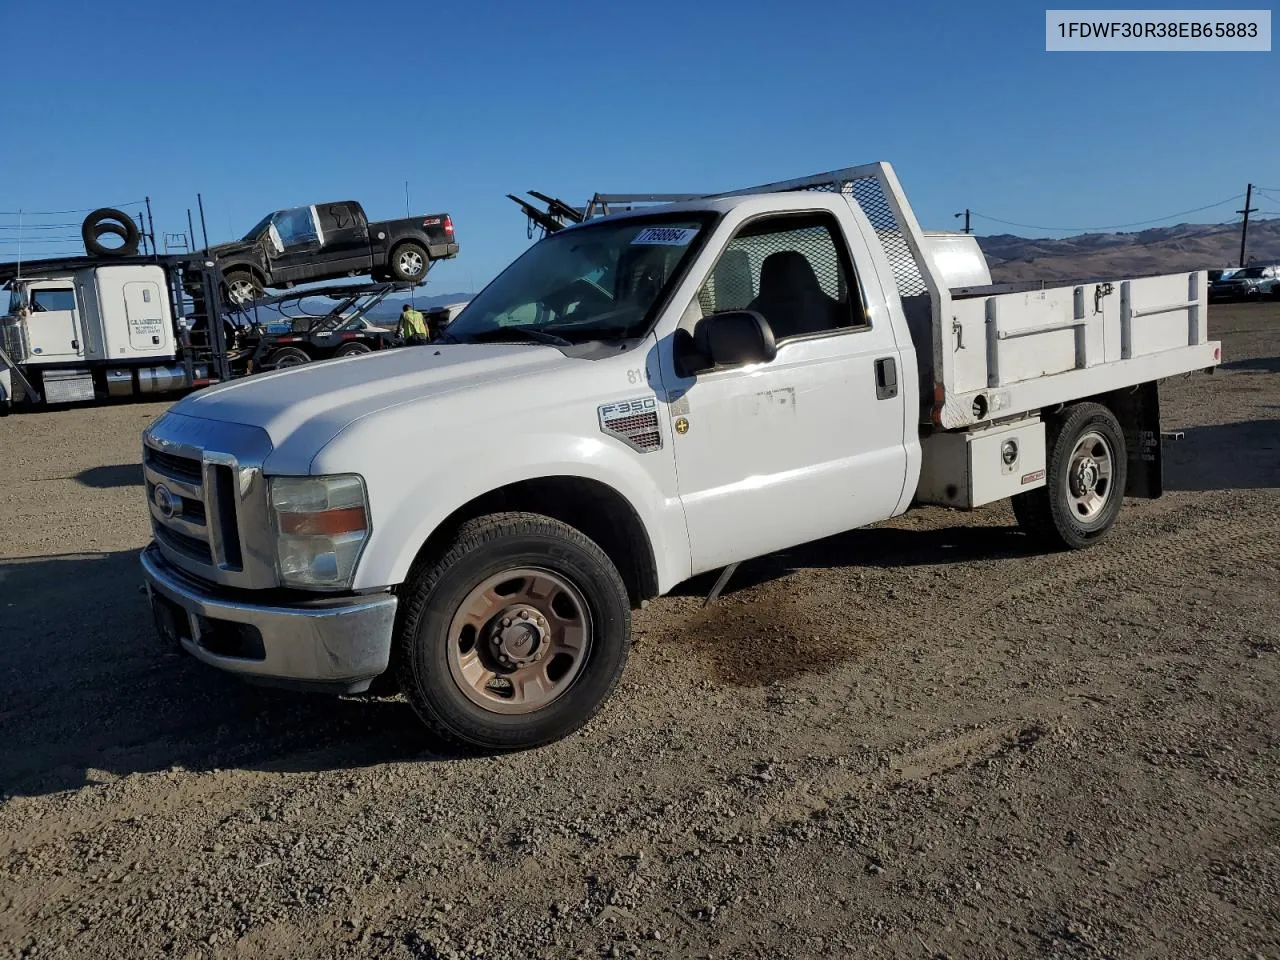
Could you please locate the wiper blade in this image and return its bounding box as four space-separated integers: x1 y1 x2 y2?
542 323 639 342
468 326 572 347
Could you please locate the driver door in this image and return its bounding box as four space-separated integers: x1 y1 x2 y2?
25 286 83 359
664 209 909 575
266 206 323 284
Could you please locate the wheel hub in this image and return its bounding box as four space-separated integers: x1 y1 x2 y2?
1072 457 1100 496
488 608 550 669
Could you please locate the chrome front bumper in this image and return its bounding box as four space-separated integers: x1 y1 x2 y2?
141 542 397 693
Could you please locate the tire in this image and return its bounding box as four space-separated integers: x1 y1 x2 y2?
394 512 631 752
267 346 311 369
223 271 264 306
334 341 373 358
81 208 140 257
388 242 430 282
1012 402 1127 550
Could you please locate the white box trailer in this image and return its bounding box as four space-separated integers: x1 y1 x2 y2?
0 262 210 409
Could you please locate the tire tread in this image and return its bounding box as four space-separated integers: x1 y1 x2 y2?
393 511 630 751
1012 402 1126 551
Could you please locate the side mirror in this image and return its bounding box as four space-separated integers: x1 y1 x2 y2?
677 310 777 376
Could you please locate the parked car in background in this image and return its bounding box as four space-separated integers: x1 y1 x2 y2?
1209 264 1279 301
201 201 459 304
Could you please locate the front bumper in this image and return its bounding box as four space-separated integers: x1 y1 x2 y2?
141 542 397 693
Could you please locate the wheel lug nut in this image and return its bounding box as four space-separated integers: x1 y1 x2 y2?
502 618 512 627
518 609 529 619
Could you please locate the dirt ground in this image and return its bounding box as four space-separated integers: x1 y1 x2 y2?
1 302 1277 960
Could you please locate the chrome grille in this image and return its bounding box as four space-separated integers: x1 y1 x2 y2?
141 413 275 589
144 447 230 569
145 447 203 484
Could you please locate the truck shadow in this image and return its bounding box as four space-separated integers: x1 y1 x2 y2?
668 521 1033 599
1220 355 1280 374
1162 418 1280 491
75 463 145 488
0 551 445 799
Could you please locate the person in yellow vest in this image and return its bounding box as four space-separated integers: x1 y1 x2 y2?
398 303 430 345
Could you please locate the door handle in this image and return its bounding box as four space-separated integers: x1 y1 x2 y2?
874 356 898 400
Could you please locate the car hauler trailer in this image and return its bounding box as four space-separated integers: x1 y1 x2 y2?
139 161 1220 753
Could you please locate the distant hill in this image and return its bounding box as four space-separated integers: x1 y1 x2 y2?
979 217 1280 283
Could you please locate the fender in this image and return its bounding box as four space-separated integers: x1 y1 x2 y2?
334 430 692 594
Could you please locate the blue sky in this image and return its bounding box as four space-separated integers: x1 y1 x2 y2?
1 0 1276 292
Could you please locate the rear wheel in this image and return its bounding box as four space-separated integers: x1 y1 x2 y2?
1012 402 1127 550
395 512 631 751
389 242 429 282
267 345 311 369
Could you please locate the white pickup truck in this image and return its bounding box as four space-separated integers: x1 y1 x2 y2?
140 162 1221 751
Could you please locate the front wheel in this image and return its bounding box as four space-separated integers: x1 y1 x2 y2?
395 512 631 751
388 242 429 282
224 270 264 305
1012 402 1127 550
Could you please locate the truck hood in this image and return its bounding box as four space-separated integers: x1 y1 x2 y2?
168 343 575 467
206 239 259 259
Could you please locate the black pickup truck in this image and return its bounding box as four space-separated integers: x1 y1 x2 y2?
203 201 459 303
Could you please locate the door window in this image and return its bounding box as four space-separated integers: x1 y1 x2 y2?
696 212 868 341
29 288 76 312
271 206 320 249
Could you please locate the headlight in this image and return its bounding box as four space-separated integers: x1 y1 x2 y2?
269 474 370 589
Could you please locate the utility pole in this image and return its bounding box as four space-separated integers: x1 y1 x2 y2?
954 209 971 234
1238 184 1256 267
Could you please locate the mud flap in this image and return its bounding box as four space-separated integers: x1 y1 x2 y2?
1108 380 1162 499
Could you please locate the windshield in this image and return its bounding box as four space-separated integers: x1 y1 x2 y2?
240 212 277 242
445 214 713 344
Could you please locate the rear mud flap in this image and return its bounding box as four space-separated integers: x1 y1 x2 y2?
1108 380 1163 499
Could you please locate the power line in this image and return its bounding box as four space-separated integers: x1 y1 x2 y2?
0 223 80 231
970 193 1244 232
0 200 145 216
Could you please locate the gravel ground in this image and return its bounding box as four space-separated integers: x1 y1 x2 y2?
1 302 1277 960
